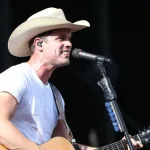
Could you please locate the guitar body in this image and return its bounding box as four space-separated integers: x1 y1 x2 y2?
40 137 75 150
0 145 7 150
0 137 75 150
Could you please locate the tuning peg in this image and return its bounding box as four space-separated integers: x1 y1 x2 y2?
139 126 150 135
143 127 147 132
138 129 142 134
146 125 150 133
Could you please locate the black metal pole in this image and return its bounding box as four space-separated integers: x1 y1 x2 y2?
97 62 135 150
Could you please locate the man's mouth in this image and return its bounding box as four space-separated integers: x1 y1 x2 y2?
61 50 71 57
62 51 70 55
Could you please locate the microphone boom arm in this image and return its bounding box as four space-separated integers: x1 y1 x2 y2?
97 61 135 150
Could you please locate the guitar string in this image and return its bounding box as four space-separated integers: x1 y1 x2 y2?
95 136 138 150
96 135 142 150
96 135 139 150
94 134 144 150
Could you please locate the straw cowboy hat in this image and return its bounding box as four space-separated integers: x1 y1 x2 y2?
8 7 90 57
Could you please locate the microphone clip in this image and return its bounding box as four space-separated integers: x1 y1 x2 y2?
97 61 106 77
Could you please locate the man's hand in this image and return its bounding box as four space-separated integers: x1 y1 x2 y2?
122 136 143 150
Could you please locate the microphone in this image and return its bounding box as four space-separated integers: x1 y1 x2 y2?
71 48 112 64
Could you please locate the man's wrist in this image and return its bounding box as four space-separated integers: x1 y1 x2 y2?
73 143 88 150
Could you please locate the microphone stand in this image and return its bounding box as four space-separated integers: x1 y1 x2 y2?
97 61 135 150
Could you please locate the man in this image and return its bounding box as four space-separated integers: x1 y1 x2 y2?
0 7 143 150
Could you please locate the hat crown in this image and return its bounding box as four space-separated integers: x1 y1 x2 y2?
27 7 66 21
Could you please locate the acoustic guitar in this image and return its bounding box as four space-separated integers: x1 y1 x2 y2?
0 128 150 150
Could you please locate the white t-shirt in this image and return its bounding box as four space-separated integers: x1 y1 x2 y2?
0 62 65 144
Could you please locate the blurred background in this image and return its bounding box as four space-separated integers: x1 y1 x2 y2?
0 0 149 149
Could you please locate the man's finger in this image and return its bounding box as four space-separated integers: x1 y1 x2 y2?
127 138 143 150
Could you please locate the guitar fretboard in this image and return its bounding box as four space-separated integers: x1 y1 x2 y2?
95 135 140 150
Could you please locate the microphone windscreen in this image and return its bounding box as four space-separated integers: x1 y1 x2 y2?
71 48 82 58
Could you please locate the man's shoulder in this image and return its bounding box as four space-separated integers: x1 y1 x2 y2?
0 62 28 78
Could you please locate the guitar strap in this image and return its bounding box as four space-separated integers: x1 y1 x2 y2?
50 84 76 144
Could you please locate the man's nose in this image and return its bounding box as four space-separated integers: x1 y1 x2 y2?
64 40 72 49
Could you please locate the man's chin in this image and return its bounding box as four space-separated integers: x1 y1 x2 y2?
57 60 70 67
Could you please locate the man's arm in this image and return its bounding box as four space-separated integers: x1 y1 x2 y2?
73 143 95 150
0 92 40 150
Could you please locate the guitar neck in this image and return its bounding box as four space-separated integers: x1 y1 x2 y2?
95 135 139 150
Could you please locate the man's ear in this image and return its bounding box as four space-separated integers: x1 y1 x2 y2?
34 38 43 51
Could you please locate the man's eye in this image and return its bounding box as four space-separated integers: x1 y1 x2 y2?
59 37 64 40
57 37 64 41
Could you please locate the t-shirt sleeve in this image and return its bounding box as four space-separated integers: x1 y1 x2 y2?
0 66 27 103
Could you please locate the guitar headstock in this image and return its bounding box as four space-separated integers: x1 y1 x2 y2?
138 126 150 144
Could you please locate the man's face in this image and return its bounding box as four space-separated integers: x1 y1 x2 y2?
42 28 72 67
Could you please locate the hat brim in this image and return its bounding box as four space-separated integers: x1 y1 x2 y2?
8 17 90 57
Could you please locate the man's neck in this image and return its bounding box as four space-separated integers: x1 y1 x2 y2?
27 61 56 85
